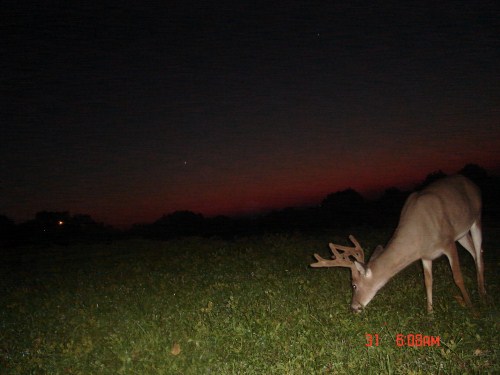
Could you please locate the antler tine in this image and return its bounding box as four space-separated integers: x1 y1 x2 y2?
310 243 356 268
310 253 342 268
329 235 365 263
348 234 365 263
310 252 354 268
310 235 365 268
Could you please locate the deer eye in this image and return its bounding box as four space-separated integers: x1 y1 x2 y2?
352 284 357 290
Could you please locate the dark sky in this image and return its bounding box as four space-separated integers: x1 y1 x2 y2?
2 1 499 228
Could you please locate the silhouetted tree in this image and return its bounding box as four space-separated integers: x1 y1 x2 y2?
321 188 366 227
205 215 237 237
322 188 364 209
263 207 312 232
459 164 488 187
372 187 410 226
0 214 15 231
30 211 70 237
415 170 447 190
457 164 500 223
34 211 70 229
12 211 117 245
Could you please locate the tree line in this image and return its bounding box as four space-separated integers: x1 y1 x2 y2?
1 164 499 246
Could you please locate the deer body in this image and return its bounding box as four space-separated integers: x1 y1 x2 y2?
311 175 485 313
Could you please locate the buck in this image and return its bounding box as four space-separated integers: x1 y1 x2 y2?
311 175 486 313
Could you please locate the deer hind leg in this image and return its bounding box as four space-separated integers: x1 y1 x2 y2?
422 259 433 313
458 219 486 298
446 242 472 308
470 220 486 297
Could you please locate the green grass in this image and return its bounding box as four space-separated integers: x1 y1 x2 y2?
1 229 498 374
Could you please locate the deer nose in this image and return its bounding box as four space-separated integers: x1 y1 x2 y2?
351 304 363 313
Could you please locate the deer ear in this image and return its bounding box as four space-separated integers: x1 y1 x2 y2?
354 261 372 278
354 261 365 275
365 268 372 278
370 245 384 261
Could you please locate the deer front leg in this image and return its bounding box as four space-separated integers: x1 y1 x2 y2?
422 259 433 313
446 243 472 308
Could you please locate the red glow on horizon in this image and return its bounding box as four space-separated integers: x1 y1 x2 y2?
105 169 427 228
106 158 500 229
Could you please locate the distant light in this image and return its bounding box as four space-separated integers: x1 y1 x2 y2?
58 220 64 226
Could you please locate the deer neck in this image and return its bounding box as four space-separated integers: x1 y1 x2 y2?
368 231 422 290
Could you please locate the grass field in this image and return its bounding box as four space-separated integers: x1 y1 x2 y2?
1 228 498 374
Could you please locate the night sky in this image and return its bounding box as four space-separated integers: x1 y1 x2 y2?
2 2 499 228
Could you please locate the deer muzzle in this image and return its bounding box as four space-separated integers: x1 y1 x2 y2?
351 302 363 313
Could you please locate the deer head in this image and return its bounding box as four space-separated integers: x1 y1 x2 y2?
311 235 383 313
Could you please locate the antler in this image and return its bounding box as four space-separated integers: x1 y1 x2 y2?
310 235 365 268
